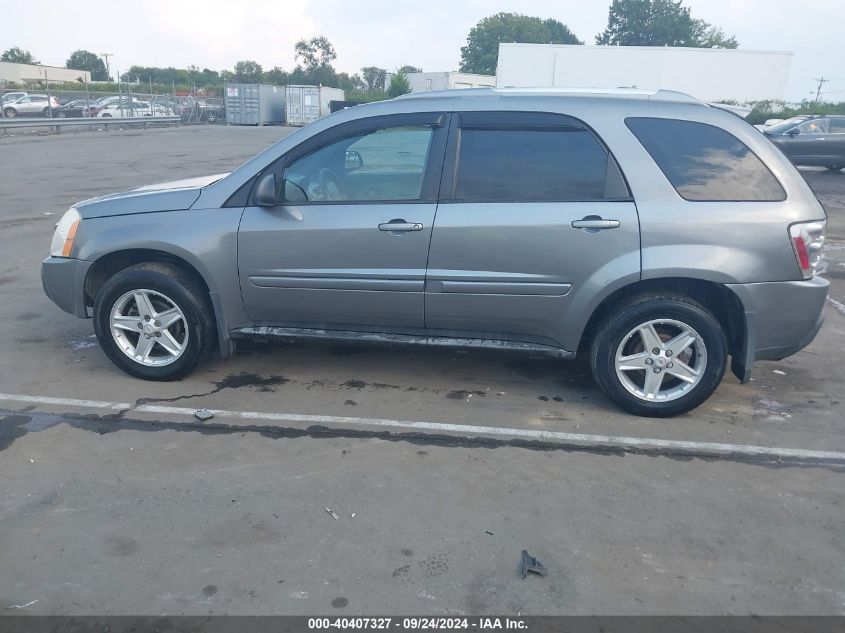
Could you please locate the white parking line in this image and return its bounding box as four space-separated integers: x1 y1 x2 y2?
1 391 844 463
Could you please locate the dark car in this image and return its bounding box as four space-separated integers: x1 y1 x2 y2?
765 115 845 172
53 99 94 118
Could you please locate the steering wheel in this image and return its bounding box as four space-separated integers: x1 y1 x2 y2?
317 168 343 201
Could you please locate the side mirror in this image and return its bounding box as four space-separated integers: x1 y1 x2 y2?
787 128 800 136
254 172 276 207
345 150 363 172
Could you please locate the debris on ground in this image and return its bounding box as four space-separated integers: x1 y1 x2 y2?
7 599 39 609
350 513 356 518
325 507 340 520
520 550 548 578
194 409 214 421
772 370 787 375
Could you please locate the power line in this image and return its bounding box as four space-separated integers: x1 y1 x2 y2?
100 53 113 81
813 77 829 102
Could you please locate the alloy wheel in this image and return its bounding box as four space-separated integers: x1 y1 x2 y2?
614 319 707 402
109 289 189 367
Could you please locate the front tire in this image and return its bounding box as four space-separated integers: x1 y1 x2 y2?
4 108 16 118
826 165 843 172
93 263 216 380
590 294 727 417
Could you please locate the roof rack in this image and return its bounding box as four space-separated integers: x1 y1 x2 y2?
396 87 702 104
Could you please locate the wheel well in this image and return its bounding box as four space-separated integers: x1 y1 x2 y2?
84 249 211 307
578 278 745 356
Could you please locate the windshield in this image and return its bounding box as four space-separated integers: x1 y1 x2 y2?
766 116 811 134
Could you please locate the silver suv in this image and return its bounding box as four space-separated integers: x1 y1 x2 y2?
41 89 829 417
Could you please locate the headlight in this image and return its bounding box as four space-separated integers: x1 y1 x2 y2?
50 208 81 257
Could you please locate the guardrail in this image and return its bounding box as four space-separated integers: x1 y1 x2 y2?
0 115 182 134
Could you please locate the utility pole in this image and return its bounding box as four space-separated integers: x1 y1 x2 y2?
100 53 113 81
814 77 829 102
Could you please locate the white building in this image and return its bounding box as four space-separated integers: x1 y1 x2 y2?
495 44 792 103
406 72 496 93
0 61 91 85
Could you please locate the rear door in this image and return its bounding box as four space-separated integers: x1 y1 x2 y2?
238 112 449 330
827 117 845 164
424 111 640 349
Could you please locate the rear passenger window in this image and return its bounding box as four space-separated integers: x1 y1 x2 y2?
626 117 785 202
454 125 627 202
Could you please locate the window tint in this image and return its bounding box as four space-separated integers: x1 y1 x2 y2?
828 118 845 134
283 125 434 203
626 117 785 202
796 118 829 135
454 126 615 201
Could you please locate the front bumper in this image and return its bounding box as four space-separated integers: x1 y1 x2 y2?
727 276 829 381
41 256 92 318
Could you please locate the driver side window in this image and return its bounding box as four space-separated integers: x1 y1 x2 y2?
282 125 435 203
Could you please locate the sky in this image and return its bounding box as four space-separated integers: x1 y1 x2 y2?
1 0 842 101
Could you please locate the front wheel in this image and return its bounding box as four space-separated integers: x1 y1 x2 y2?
590 295 727 417
93 263 216 380
4 107 16 118
826 165 843 173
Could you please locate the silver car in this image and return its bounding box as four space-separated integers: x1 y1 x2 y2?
3 94 60 118
41 89 829 417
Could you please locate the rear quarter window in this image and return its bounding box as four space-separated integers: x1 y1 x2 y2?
626 117 786 202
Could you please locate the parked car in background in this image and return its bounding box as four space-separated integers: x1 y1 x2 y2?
95 101 170 118
765 115 845 171
53 99 94 118
41 88 829 417
3 94 60 118
1 91 28 105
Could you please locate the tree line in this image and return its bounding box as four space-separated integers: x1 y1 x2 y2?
3 0 739 99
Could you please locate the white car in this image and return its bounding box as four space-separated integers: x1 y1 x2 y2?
96 102 170 118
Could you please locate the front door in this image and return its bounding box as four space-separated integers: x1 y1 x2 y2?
425 111 641 350
238 112 448 331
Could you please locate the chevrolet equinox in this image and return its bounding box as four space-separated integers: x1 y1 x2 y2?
41 88 829 417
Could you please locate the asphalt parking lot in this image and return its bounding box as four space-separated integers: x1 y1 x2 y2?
1 126 844 615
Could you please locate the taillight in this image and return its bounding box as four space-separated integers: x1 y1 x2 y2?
789 220 826 279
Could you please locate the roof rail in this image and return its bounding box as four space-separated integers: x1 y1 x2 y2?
396 87 702 104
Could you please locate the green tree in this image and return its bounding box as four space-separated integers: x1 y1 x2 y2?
1 47 39 64
386 71 411 98
596 0 738 48
233 60 263 83
460 13 581 75
398 65 422 74
263 66 290 86
360 66 386 93
295 36 337 72
66 50 109 81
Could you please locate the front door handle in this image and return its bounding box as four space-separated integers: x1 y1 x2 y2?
571 216 621 231
378 220 423 232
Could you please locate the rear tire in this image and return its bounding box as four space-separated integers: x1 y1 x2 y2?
590 294 727 417
93 263 216 381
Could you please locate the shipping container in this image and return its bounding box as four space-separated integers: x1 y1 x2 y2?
224 83 285 125
319 87 345 116
495 44 793 103
404 72 496 93
286 85 345 126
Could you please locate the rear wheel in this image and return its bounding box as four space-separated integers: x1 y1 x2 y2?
590 294 727 417
93 263 216 380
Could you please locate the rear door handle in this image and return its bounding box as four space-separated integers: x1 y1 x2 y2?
571 217 621 230
378 220 423 232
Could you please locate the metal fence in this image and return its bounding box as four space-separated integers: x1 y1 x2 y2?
1 85 225 124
